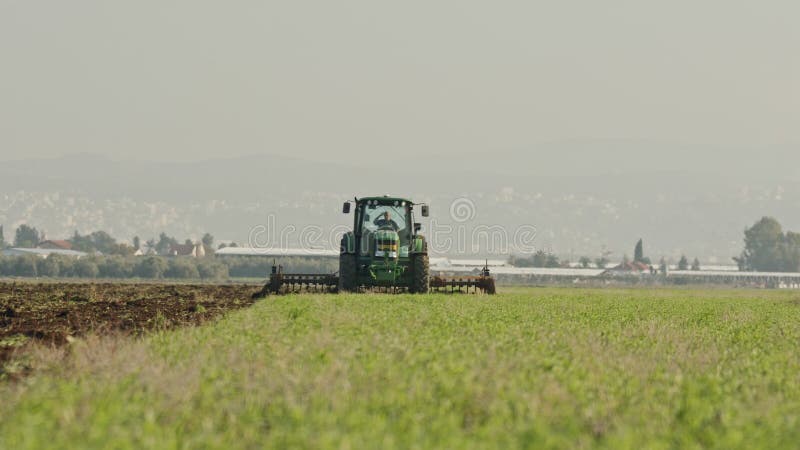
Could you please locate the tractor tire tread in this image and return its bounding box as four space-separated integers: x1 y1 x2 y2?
338 254 357 292
412 253 429 294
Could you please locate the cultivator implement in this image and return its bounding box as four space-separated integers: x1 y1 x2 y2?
251 265 338 297
430 275 496 294
251 195 498 298
430 265 496 294
253 263 496 298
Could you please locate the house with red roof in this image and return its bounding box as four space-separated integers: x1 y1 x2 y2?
37 240 73 251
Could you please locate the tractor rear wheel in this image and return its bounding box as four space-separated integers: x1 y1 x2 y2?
411 253 429 294
338 254 357 292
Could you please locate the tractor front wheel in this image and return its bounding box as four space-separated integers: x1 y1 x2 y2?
338 254 357 293
411 253 429 294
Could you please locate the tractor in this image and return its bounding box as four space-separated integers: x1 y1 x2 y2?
339 196 430 293
253 195 495 296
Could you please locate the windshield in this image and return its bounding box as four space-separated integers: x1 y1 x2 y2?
362 205 408 234
358 203 412 256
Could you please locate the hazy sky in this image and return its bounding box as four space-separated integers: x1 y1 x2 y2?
1 0 797 163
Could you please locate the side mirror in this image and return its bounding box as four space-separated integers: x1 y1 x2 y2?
342 202 351 214
414 223 422 233
421 205 429 217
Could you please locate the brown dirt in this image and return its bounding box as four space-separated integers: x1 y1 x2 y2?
0 281 259 373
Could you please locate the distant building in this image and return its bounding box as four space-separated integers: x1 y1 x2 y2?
447 259 508 268
37 240 73 250
168 242 205 257
610 261 651 272
134 244 157 256
214 247 338 258
2 248 86 258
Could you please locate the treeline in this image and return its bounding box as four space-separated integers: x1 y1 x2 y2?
0 255 228 280
509 216 800 275
0 255 337 280
510 250 613 269
510 239 703 272
1 224 221 257
509 251 563 268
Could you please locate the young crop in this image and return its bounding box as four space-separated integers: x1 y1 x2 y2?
1 287 799 449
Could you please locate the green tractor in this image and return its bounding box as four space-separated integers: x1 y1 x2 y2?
338 195 430 293
253 195 495 296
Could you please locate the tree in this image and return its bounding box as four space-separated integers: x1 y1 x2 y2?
70 231 94 252
197 259 228 280
0 225 4 248
678 255 689 270
531 251 548 268
691 258 701 271
659 257 668 275
155 233 178 255
14 224 40 248
579 256 591 268
135 257 168 279
98 256 135 278
741 217 783 271
0 256 11 276
73 258 100 278
38 256 61 277
508 251 559 268
133 236 141 251
634 239 644 262
633 239 651 265
166 258 200 279
13 255 39 276
70 230 122 254
53 255 75 276
781 231 800 272
594 257 609 269
89 231 117 254
108 243 136 256
508 254 528 267
738 217 800 272
201 233 215 256
733 255 746 271
545 254 560 268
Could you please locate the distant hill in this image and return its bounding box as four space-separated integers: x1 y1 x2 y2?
2 140 798 198
0 145 798 263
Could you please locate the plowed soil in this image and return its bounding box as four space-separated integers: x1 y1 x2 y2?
0 282 258 371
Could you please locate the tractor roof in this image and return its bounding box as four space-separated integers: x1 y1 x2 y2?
357 195 414 205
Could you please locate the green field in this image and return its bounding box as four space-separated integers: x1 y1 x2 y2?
2 288 799 449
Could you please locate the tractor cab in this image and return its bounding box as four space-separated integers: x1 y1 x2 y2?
356 199 412 257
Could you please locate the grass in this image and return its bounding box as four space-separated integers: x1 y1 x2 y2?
1 287 799 449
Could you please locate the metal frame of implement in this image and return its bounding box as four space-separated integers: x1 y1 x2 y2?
254 262 496 297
